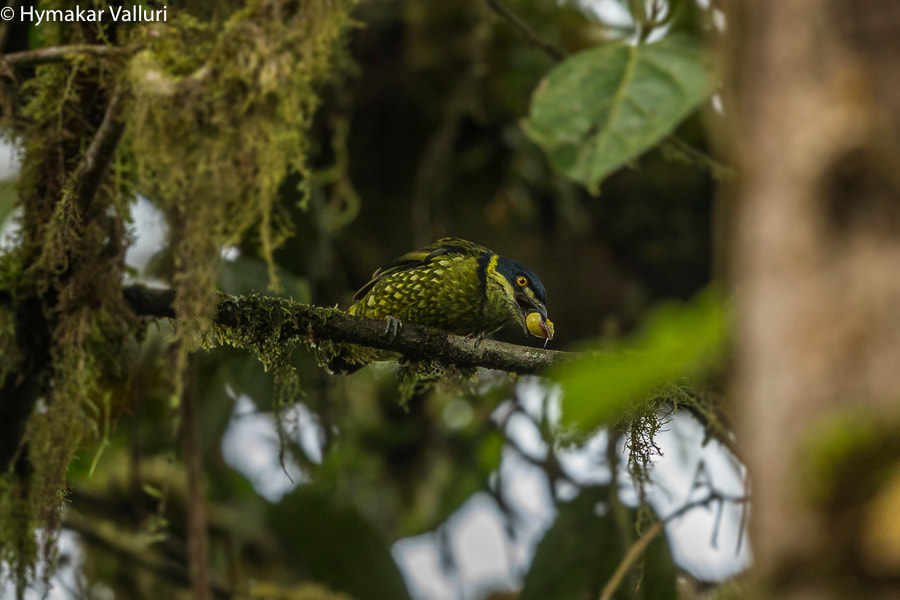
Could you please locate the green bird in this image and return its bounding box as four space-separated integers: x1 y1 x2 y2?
328 238 554 373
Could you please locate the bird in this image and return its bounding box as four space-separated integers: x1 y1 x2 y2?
327 237 554 373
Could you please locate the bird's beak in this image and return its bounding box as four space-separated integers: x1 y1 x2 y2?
515 290 551 340
515 292 544 320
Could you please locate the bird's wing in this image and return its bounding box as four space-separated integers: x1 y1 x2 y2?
352 238 490 301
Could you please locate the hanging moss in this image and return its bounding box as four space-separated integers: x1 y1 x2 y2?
127 0 357 303
0 0 358 591
0 39 135 591
124 0 357 414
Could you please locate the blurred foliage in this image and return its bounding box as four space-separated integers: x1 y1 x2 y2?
0 180 16 226
521 486 676 600
0 0 739 598
268 487 412 600
248 582 356 600
799 415 900 580
553 287 727 429
803 412 900 516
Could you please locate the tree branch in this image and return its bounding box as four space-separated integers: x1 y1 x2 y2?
63 519 233 600
481 0 566 62
0 44 124 68
122 284 571 374
70 83 125 205
600 519 664 600
664 134 735 181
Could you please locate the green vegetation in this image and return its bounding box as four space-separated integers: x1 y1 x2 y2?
0 0 751 598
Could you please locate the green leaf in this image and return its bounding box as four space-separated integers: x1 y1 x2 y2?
552 287 727 429
522 36 716 192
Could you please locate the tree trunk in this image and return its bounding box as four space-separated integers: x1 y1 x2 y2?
729 0 900 596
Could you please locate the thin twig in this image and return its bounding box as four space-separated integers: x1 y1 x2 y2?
660 394 742 463
599 490 749 600
503 426 578 486
0 44 124 68
180 354 211 600
664 134 735 181
644 0 679 39
62 519 232 599
606 427 638 594
482 0 566 62
70 84 126 206
630 0 648 41
600 519 664 600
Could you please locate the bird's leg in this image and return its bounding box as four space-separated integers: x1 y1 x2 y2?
384 316 402 339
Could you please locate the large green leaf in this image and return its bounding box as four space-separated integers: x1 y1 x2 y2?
552 287 727 430
522 36 716 192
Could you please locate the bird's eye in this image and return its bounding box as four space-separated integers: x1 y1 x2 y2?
516 276 528 287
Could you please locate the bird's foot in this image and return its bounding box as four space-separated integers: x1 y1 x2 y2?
384 316 402 339
463 332 486 348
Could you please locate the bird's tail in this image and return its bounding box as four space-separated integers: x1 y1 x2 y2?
324 304 400 374
325 343 367 374
324 343 397 374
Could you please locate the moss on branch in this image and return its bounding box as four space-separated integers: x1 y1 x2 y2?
123 284 570 375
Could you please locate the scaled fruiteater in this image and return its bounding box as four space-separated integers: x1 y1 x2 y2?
327 238 554 373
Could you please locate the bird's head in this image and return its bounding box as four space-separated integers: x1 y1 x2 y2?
490 256 553 340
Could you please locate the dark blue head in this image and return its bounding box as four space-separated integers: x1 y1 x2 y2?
494 255 549 319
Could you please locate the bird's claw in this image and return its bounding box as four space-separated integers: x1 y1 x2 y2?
384 316 402 339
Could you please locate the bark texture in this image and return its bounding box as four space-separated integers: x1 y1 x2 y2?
729 0 900 596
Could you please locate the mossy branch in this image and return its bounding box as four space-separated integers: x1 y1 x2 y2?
0 45 125 68
123 284 570 374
